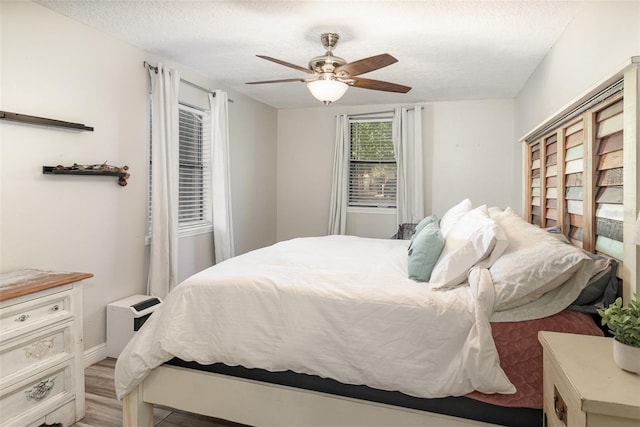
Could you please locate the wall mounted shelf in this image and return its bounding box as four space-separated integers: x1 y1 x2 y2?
43 165 130 186
0 111 94 131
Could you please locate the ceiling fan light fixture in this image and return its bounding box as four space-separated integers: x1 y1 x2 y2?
306 79 348 105
249 33 411 104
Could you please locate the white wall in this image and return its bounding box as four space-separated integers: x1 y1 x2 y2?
515 2 640 137
0 1 278 349
228 92 278 257
277 99 516 241
430 100 516 216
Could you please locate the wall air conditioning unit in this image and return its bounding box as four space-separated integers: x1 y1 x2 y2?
106 294 162 358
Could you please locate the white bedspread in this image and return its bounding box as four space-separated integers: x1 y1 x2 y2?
115 235 516 400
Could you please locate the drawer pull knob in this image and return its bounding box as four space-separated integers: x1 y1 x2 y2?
25 377 56 401
51 304 60 311
15 314 29 322
553 386 568 425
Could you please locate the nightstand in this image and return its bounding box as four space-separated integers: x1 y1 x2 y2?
0 269 92 427
539 331 640 427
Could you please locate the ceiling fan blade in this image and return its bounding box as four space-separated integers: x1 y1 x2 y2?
256 55 314 74
335 53 397 77
350 77 411 93
246 78 307 85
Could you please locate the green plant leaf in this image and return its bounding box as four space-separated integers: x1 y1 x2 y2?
598 294 640 348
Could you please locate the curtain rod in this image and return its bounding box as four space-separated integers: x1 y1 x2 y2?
342 109 394 118
144 61 234 103
340 106 420 118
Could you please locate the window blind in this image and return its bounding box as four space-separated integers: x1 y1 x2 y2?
178 106 211 230
348 119 396 208
148 103 212 237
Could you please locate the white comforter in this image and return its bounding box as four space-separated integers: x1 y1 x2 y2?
115 235 516 399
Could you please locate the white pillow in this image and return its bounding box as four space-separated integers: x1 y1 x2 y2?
487 206 505 219
476 223 508 269
439 198 472 238
490 207 593 312
429 205 508 289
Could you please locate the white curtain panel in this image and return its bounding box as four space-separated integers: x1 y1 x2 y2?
328 114 350 235
209 90 235 262
147 64 179 298
393 106 424 225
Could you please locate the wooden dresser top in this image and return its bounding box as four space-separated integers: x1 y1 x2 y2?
0 269 93 301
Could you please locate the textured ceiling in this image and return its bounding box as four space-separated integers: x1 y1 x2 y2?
35 0 586 109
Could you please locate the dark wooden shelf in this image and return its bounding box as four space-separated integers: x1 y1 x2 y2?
0 111 93 131
43 166 130 186
43 166 122 177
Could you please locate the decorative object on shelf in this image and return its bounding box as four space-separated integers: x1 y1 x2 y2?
43 162 130 186
597 294 640 374
0 110 93 131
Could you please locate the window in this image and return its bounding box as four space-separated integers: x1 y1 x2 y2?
178 105 211 232
348 118 396 208
148 104 212 238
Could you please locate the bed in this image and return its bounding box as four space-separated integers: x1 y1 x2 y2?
115 203 614 427
116 59 639 427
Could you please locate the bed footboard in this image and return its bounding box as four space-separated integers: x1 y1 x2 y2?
121 364 501 427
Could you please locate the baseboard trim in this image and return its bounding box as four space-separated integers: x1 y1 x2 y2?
84 342 107 368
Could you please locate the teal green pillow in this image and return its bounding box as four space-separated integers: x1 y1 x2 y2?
408 222 445 282
411 214 438 244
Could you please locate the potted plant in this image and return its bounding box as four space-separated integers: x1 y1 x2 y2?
597 294 640 374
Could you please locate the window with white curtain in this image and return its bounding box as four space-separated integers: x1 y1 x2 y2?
348 118 397 209
148 103 212 238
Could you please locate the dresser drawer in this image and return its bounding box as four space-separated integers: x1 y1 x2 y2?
543 350 587 427
0 290 72 339
0 321 74 387
24 399 75 427
0 361 75 427
540 332 640 427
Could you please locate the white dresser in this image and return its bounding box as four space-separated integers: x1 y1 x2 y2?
0 270 91 427
539 331 640 427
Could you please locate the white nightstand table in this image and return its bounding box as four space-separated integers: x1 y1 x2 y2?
539 331 640 427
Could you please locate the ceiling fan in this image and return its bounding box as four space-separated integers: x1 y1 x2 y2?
246 33 411 105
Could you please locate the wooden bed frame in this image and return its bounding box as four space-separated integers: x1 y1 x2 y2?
124 365 501 427
122 58 639 427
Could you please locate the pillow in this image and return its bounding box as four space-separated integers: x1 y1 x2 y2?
410 214 438 245
439 198 472 238
429 205 508 288
490 207 593 312
568 251 618 314
487 206 504 219
408 222 445 282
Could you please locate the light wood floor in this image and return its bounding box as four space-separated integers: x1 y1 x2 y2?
73 358 245 427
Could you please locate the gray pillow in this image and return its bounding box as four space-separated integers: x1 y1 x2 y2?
569 255 618 313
